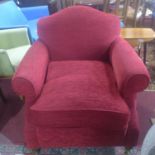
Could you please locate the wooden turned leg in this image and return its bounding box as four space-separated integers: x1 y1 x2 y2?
143 42 147 64
137 42 142 56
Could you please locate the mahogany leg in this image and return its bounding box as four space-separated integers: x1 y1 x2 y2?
143 42 147 64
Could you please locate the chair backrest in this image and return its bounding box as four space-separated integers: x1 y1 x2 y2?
0 27 31 49
38 6 120 61
0 27 31 77
0 0 27 28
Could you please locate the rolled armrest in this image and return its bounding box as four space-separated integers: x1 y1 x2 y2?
110 37 150 95
21 6 49 21
12 40 49 102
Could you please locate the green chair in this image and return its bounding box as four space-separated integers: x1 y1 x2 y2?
0 27 31 77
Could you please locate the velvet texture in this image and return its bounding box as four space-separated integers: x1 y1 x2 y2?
12 6 150 148
38 6 120 61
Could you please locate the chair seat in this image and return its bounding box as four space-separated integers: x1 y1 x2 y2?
30 60 130 130
6 45 31 69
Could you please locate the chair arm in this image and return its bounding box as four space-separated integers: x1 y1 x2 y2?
21 6 49 21
0 27 31 49
12 41 49 102
109 37 150 95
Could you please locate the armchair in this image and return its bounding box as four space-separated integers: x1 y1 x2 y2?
0 0 49 41
12 6 150 150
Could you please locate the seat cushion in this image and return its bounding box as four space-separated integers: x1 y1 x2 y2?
30 60 130 130
6 45 31 69
0 49 14 77
0 45 30 77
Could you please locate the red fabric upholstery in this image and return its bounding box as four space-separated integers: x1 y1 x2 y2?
12 6 150 149
110 38 150 97
38 6 120 61
30 61 129 129
12 41 49 102
36 128 126 147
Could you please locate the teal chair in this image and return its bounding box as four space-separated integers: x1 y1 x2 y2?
0 27 31 77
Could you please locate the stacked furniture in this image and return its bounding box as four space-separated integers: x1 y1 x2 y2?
0 0 49 41
14 0 58 14
0 27 31 77
142 0 155 28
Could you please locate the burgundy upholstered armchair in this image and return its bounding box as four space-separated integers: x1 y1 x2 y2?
12 6 150 150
